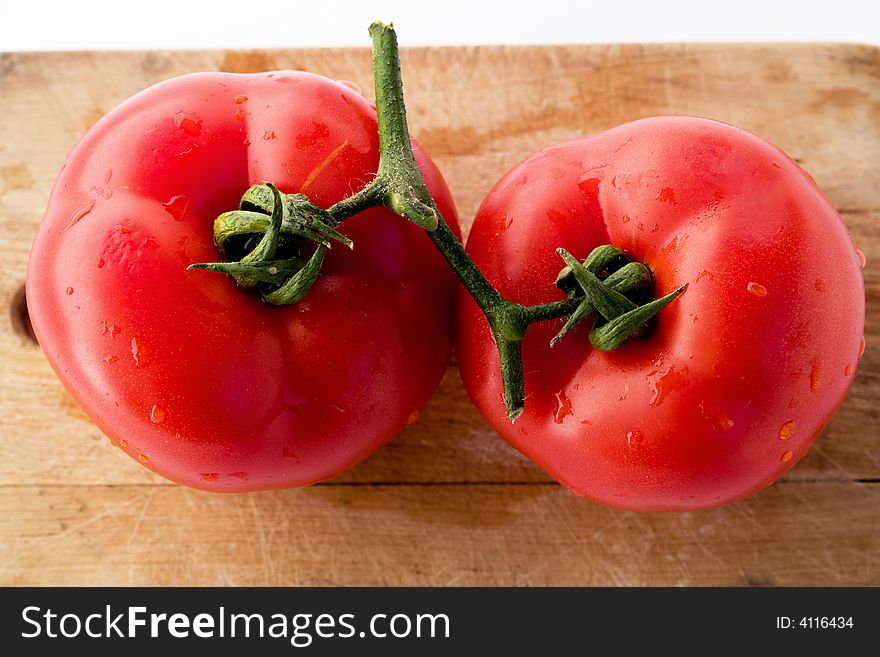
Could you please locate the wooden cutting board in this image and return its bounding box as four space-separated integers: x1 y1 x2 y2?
1 43 877 586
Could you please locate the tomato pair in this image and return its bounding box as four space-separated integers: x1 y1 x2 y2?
28 43 864 510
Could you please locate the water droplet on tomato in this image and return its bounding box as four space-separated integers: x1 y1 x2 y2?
553 391 573 424
771 161 782 169
263 130 276 140
200 473 219 483
617 383 629 401
779 421 795 440
747 282 768 297
138 454 150 464
577 177 600 198
173 111 201 136
648 364 688 407
64 199 96 230
621 214 630 224
855 247 866 269
844 363 855 376
657 187 676 204
101 320 121 337
404 410 420 426
810 357 821 392
97 257 105 268
163 195 190 221
104 169 112 183
102 354 118 364
65 286 74 295
234 94 248 104
150 404 166 424
119 439 129 448
131 337 146 367
781 450 793 462
626 431 643 447
700 400 734 432
661 235 681 257
859 335 866 358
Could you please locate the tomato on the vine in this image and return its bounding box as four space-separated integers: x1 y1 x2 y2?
27 70 460 491
456 116 865 511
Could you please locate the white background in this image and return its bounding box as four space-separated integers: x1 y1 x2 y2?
1 0 878 51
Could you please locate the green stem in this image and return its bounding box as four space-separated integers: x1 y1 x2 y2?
522 298 584 324
495 334 526 422
326 180 385 221
367 21 529 419
368 22 439 231
366 23 513 321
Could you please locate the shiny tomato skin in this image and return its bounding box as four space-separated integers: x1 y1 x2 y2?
28 71 460 491
457 116 864 512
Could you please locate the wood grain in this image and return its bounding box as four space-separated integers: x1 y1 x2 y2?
1 43 878 585
2 483 877 586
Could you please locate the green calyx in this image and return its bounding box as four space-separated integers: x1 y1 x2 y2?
188 25 446 305
188 183 348 305
555 247 686 352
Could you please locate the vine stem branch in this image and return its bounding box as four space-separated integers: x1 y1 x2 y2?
193 20 684 423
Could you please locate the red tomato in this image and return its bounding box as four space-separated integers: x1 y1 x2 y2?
457 116 865 511
28 71 459 491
